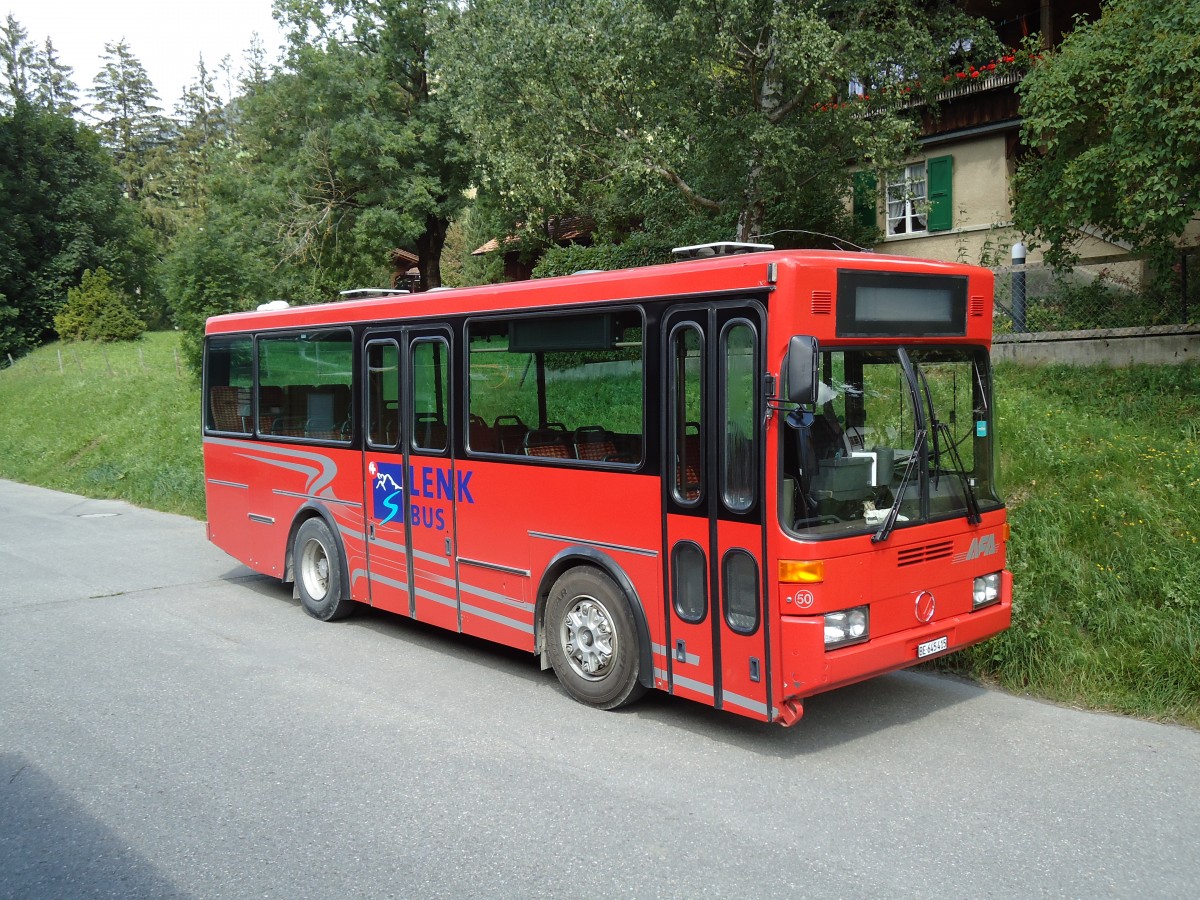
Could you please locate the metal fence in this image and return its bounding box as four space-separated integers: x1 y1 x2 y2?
991 251 1198 335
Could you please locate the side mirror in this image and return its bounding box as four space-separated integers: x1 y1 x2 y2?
787 335 820 405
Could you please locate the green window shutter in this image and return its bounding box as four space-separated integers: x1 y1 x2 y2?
926 155 953 232
852 172 877 230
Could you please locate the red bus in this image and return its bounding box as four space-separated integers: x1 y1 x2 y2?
202 244 1011 725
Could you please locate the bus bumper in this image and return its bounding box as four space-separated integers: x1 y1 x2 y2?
777 571 1013 701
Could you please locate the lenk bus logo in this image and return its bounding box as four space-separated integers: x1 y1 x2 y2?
953 533 998 564
370 461 474 532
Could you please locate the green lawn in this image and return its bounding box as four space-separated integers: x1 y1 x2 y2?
2 334 1197 726
0 333 205 518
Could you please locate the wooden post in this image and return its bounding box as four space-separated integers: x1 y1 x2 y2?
58 349 64 374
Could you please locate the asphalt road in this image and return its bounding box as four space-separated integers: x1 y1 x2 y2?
1 478 1198 899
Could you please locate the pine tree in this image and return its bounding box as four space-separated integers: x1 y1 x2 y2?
90 40 172 201
143 54 227 234
30 38 79 116
0 14 33 110
54 267 145 343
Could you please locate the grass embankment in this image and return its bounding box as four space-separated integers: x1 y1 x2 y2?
1 335 1197 726
0 333 205 518
948 363 1200 726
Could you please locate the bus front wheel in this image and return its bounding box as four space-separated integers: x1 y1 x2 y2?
294 518 353 621
546 568 645 710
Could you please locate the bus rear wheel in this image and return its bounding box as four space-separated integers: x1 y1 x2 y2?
294 518 353 621
546 568 645 710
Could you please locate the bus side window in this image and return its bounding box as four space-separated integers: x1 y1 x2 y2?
204 335 253 434
669 323 704 504
366 341 400 448
720 320 757 513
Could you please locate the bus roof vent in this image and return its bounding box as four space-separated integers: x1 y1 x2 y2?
338 288 408 300
256 300 290 312
671 241 775 260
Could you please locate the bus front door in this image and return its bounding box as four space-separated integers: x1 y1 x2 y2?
662 304 771 721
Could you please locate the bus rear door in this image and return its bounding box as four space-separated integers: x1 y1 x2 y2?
363 327 460 632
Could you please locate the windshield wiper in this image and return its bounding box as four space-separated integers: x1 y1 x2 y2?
934 419 982 525
873 427 925 543
874 354 982 543
916 362 982 526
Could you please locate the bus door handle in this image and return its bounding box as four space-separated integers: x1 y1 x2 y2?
445 537 452 557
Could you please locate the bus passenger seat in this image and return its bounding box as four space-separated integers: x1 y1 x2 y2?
524 429 573 459
210 385 248 432
469 414 498 452
574 426 618 462
494 415 530 454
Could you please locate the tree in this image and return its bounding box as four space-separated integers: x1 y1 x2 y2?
1013 0 1200 265
0 102 154 357
91 40 172 202
243 0 474 291
161 202 273 373
31 38 79 115
0 14 33 109
141 55 230 239
54 267 145 342
437 0 999 247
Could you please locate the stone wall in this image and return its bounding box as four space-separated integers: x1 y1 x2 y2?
993 325 1199 366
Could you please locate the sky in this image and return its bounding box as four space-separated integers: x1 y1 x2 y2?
4 0 287 110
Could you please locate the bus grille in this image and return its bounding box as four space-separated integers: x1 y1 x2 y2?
897 540 954 566
811 291 833 315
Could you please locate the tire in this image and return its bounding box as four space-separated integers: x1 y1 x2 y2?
545 567 646 710
294 517 353 621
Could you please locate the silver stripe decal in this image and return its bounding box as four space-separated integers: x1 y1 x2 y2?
721 690 769 716
458 556 531 577
415 586 456 610
207 478 248 490
370 535 407 554
366 536 449 569
529 531 658 559
205 436 340 497
349 567 370 588
654 667 668 681
274 488 360 508
370 575 531 634
672 673 715 698
650 641 700 666
412 546 451 568
369 572 409 593
425 571 531 611
248 513 275 525
462 602 534 634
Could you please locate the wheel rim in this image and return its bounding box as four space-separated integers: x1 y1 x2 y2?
300 538 330 601
559 594 616 681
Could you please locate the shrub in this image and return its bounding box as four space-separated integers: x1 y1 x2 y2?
54 268 145 343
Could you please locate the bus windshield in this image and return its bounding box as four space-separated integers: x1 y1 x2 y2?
782 346 1001 538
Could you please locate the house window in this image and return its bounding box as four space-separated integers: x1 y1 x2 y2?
886 156 954 237
887 163 928 235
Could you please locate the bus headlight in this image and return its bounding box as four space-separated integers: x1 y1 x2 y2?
824 606 869 649
972 573 1002 609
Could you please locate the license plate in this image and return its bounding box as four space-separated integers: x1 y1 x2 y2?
917 636 948 659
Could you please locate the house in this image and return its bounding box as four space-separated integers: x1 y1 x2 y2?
471 215 594 282
856 0 1107 267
